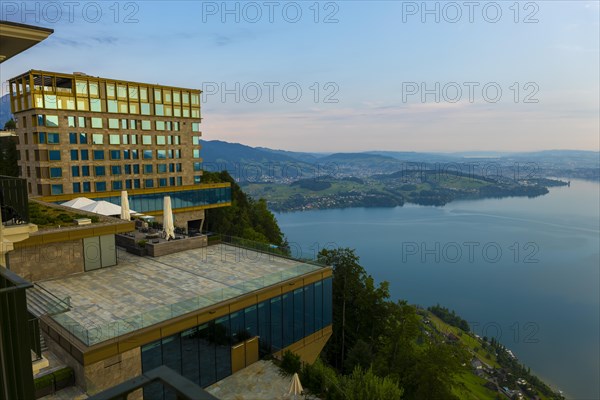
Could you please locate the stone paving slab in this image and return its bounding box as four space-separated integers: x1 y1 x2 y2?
207 360 319 400
39 244 320 339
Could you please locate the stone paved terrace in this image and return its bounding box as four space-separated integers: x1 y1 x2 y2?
39 244 322 345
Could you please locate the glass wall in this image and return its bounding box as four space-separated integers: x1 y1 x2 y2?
141 277 332 399
100 187 232 213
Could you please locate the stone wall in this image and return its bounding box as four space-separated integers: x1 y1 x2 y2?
83 348 142 399
146 235 207 257
43 331 142 399
8 239 84 282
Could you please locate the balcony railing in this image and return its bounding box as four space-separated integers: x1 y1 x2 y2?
0 175 29 225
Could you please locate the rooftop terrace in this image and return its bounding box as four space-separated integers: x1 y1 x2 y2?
38 243 324 346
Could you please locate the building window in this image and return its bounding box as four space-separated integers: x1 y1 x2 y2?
141 120 151 130
193 149 200 159
95 182 107 192
79 132 88 144
112 181 123 190
92 133 103 144
141 103 151 115
133 179 141 189
36 132 46 144
143 164 153 174
81 149 89 160
158 178 167 187
68 116 76 127
142 135 152 145
192 122 200 132
169 177 175 186
157 150 166 159
47 133 60 144
93 150 105 160
194 176 201 184
157 164 167 173
156 135 166 145
145 179 154 188
123 150 131 160
108 119 119 129
125 180 132 189
91 117 103 129
132 149 139 159
50 167 62 178
111 165 122 175
51 184 63 195
83 182 91 192
78 116 86 128
46 115 59 127
69 132 78 144
122 134 129 144
125 165 132 174
156 120 165 130
108 99 118 113
73 182 81 193
143 150 153 160
95 166 106 176
192 136 201 145
49 150 61 161
82 166 90 176
110 150 121 160
71 166 80 177
193 162 202 172
70 150 79 161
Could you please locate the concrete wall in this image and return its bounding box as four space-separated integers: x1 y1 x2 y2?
8 239 84 281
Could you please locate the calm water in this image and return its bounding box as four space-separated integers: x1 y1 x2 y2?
275 180 600 399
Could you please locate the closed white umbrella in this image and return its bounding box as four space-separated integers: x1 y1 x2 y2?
288 372 303 399
120 191 131 221
163 196 175 240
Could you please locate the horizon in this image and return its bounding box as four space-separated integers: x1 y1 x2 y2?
203 138 600 155
0 1 598 152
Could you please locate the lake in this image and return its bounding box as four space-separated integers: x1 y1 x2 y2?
275 179 599 399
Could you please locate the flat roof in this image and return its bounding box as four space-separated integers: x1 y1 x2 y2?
41 244 323 345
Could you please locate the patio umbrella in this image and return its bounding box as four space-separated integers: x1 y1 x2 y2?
163 196 175 240
288 372 303 399
120 191 131 221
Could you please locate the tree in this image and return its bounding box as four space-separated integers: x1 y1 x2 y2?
318 248 390 370
341 367 403 400
201 171 287 247
4 119 16 130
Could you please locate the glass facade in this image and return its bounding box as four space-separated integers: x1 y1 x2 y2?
96 187 231 213
141 277 332 399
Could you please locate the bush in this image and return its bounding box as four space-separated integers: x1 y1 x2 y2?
53 367 73 382
137 240 147 248
341 367 403 400
280 350 302 375
301 359 343 400
34 373 54 390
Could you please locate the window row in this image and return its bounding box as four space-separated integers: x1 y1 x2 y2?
104 187 231 213
70 163 183 177
71 177 184 193
31 94 200 117
140 278 332 399
67 149 183 161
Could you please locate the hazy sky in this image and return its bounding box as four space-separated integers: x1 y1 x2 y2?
1 1 598 152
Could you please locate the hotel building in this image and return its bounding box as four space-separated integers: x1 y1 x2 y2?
8 70 231 231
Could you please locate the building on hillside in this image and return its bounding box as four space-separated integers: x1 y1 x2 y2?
8 70 231 231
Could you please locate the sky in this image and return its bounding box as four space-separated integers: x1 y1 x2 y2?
1 0 598 152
